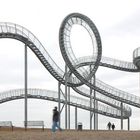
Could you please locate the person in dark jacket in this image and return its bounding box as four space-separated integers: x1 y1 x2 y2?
112 123 115 130
52 106 62 132
107 122 111 130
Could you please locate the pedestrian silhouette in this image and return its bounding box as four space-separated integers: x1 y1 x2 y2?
112 123 115 130
52 106 62 132
107 122 111 130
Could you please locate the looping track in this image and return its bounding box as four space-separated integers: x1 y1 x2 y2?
0 13 140 119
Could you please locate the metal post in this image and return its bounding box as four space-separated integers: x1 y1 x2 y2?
58 82 61 127
139 72 140 95
94 74 98 130
75 106 77 130
68 86 70 129
128 117 130 131
121 102 123 130
90 65 93 130
90 85 92 130
65 65 68 129
24 44 28 129
95 100 98 130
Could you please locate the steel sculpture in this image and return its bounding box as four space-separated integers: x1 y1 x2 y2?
0 13 140 130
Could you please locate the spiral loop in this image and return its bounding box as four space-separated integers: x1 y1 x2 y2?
59 13 102 85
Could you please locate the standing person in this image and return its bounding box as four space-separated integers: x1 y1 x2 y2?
52 106 62 132
107 122 111 130
112 123 115 130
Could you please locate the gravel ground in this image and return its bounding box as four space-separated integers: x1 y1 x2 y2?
0 128 140 140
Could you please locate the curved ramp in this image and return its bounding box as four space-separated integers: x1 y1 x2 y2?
0 13 139 120
0 89 131 119
59 13 140 108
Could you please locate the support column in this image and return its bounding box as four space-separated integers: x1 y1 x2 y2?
65 65 68 129
121 102 123 130
90 65 93 130
75 106 77 130
90 85 93 130
58 82 61 127
95 100 98 130
94 74 98 130
128 117 130 131
24 44 28 129
68 87 70 129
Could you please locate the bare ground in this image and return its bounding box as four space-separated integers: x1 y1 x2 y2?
0 128 140 140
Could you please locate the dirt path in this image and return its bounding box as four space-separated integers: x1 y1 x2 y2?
0 129 140 140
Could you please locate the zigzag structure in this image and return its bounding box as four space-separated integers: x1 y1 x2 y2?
0 13 140 130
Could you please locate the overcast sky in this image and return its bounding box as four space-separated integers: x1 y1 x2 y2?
0 0 139 130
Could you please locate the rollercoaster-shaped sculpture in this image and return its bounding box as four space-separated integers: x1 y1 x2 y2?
0 13 140 123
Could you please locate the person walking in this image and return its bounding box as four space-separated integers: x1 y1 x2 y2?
112 123 115 130
52 106 62 132
107 122 111 130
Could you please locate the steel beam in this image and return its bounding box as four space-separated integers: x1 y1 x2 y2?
128 117 130 131
90 84 92 130
65 65 68 129
58 82 61 127
75 106 77 130
94 74 98 130
121 102 123 130
68 86 70 129
24 44 28 129
90 65 93 130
